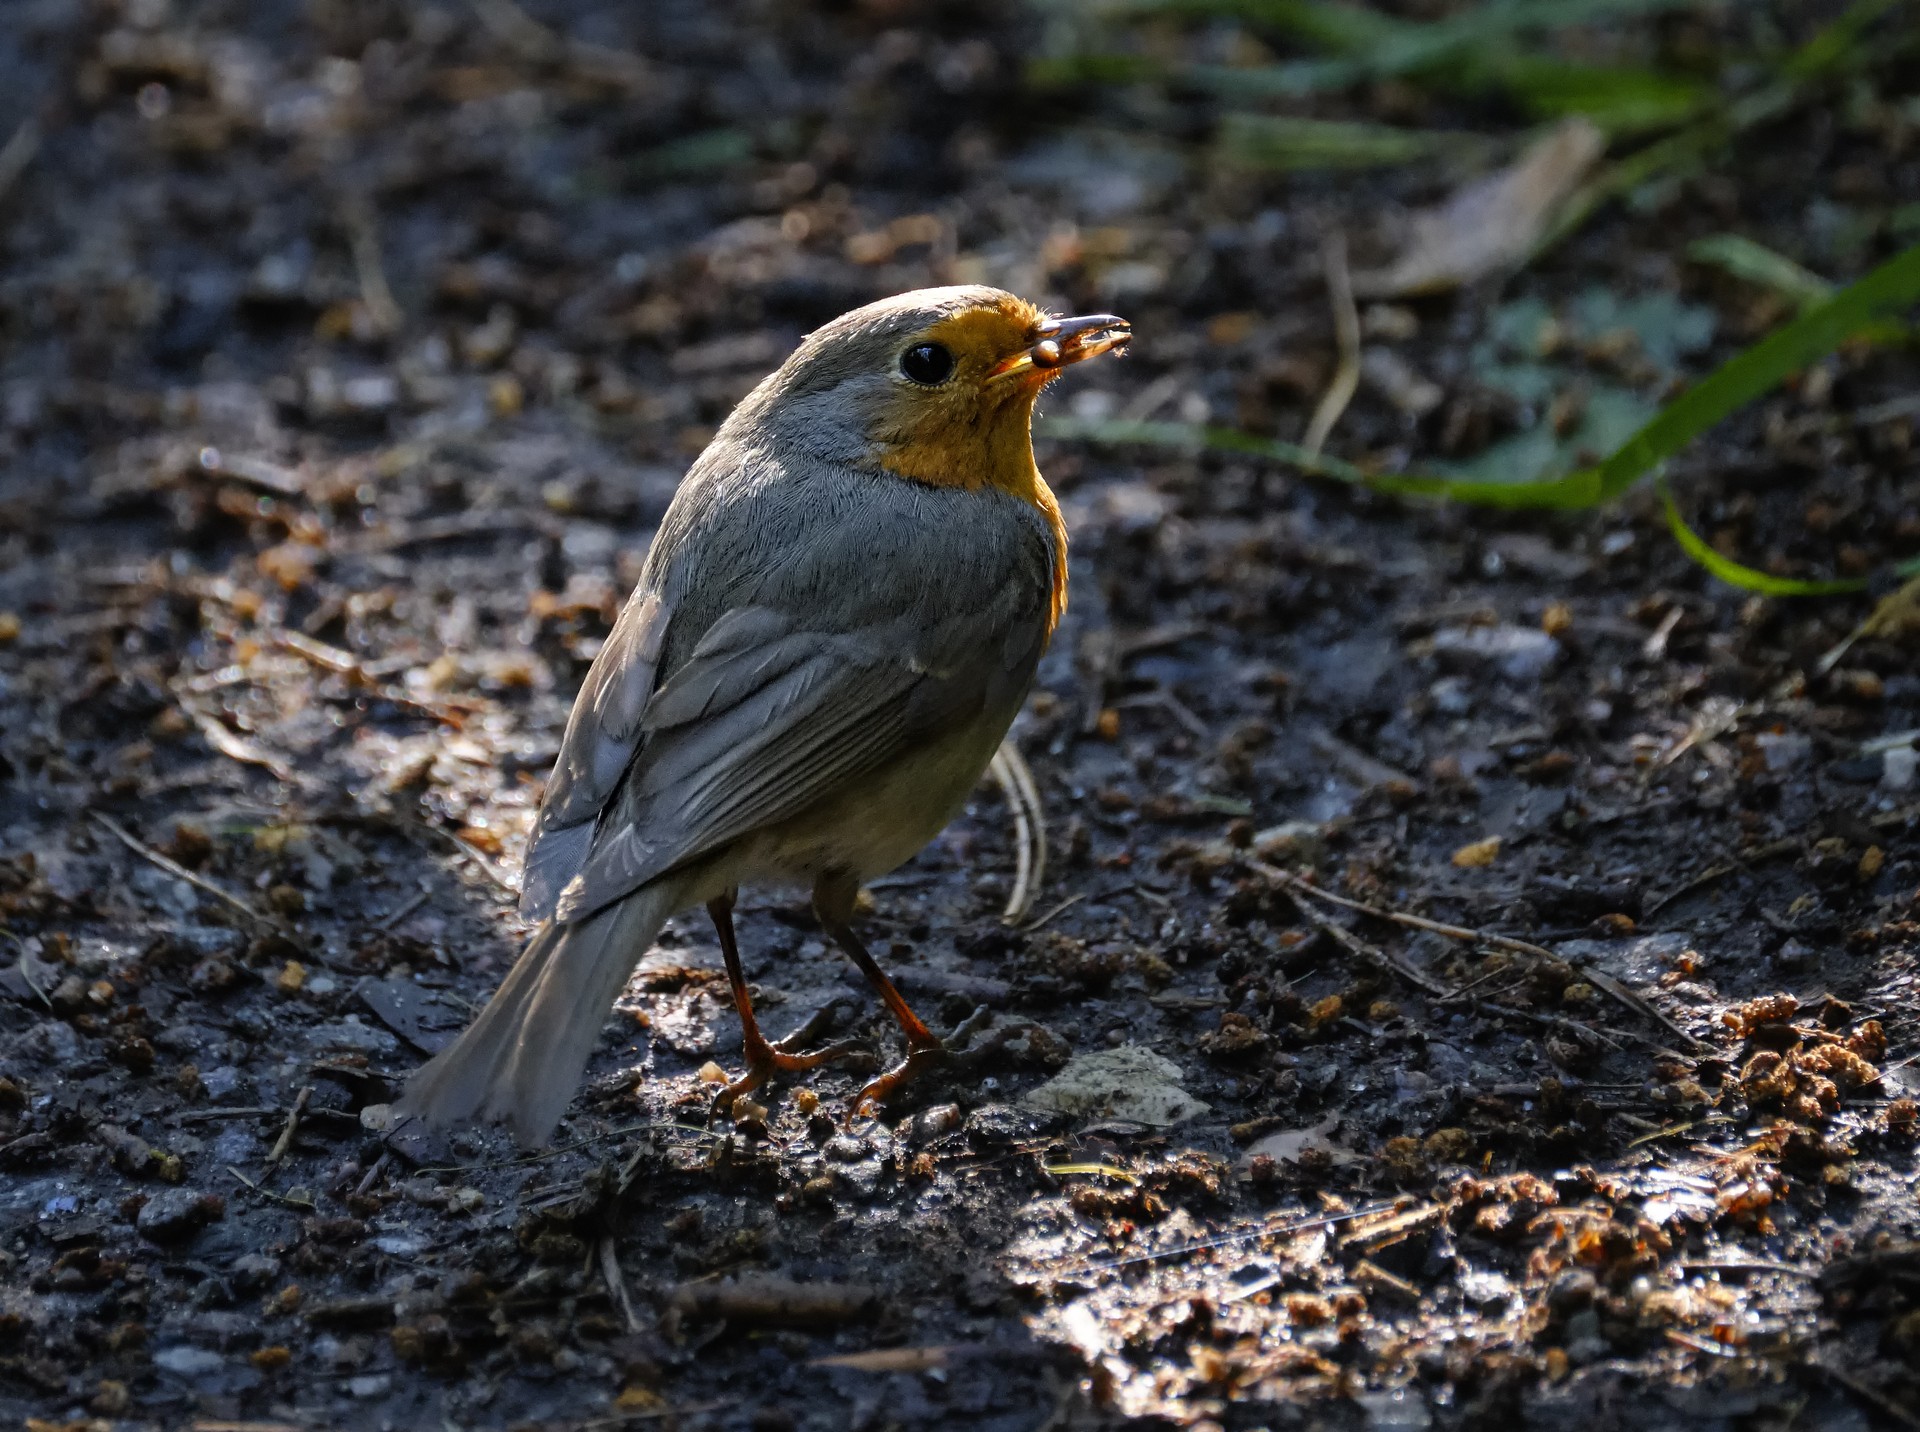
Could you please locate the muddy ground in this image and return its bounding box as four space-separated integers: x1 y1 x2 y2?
2 1 1919 1429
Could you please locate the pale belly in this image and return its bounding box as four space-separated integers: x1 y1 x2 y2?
732 697 1025 889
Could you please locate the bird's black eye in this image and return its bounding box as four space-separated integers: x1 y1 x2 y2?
899 342 954 385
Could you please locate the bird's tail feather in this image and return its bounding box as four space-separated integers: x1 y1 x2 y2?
395 883 676 1147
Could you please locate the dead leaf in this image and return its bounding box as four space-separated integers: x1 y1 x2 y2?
1817 571 1920 674
1354 118 1605 297
1452 835 1502 868
1240 1116 1362 1168
355 977 468 1055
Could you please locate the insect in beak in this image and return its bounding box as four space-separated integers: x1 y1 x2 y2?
990 313 1131 379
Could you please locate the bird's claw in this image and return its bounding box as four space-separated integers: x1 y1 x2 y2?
708 1033 865 1124
849 1043 950 1122
845 1005 997 1123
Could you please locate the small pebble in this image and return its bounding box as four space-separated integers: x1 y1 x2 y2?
907 1103 961 1146
153 1346 224 1377
230 1253 281 1291
137 1188 223 1242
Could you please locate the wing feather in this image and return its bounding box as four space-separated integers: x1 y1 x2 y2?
519 588 671 921
552 591 1034 923
530 475 1060 927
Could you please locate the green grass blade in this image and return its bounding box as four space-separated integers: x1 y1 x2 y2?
1026 52 1168 88
1215 114 1485 170
1688 234 1834 310
1102 0 1404 49
1118 0 1707 58
1036 418 1607 507
1042 242 1920 589
1584 240 1920 503
1187 58 1382 98
1133 0 1713 100
1658 483 1869 595
1043 1161 1140 1183
1782 0 1909 78
1536 0 1909 258
1489 58 1711 135
631 128 755 180
1687 236 1914 344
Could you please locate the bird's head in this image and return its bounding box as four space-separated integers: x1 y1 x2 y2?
735 285 1130 490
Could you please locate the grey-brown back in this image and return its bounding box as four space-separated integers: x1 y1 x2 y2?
522 437 1058 926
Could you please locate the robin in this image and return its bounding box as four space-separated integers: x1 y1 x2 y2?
396 286 1130 1147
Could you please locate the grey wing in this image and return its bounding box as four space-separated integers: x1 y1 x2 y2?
551 537 1051 924
519 588 671 921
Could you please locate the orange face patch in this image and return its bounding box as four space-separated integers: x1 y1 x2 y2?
915 297 1051 391
869 295 1053 491
868 294 1068 632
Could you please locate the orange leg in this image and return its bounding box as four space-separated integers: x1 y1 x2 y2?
709 892 859 1115
813 874 948 1118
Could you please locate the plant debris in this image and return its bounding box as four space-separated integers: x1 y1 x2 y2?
1 1 1917 1429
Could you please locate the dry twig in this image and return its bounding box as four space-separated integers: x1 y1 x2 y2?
1020 891 1087 933
265 1085 312 1168
90 812 289 936
600 1235 644 1334
573 1403 737 1429
1113 688 1210 741
1302 230 1360 458
354 1152 391 1198
271 630 472 725
178 701 309 789
345 509 564 555
335 808 522 898
812 1346 956 1372
1643 836 1799 917
470 0 653 92
1258 862 1702 1049
1678 1260 1816 1277
1646 801 1917 917
196 448 306 497
340 192 402 337
173 1106 278 1125
1280 884 1450 997
990 740 1046 924
1815 1357 1920 1432
379 889 432 930
227 1164 315 1209
661 1277 884 1331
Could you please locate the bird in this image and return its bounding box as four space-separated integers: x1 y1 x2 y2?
394 285 1130 1147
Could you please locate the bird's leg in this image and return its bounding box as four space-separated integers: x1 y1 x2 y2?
709 891 859 1116
812 874 954 1119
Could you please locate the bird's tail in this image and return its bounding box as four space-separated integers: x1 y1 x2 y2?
394 883 676 1148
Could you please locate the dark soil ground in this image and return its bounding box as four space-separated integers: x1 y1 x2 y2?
2 2 1918 1429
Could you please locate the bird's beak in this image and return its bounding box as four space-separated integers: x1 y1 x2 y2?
990 313 1131 379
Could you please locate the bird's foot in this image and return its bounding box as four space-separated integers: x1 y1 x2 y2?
710 1004 864 1122
849 1042 950 1120
846 1004 997 1121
